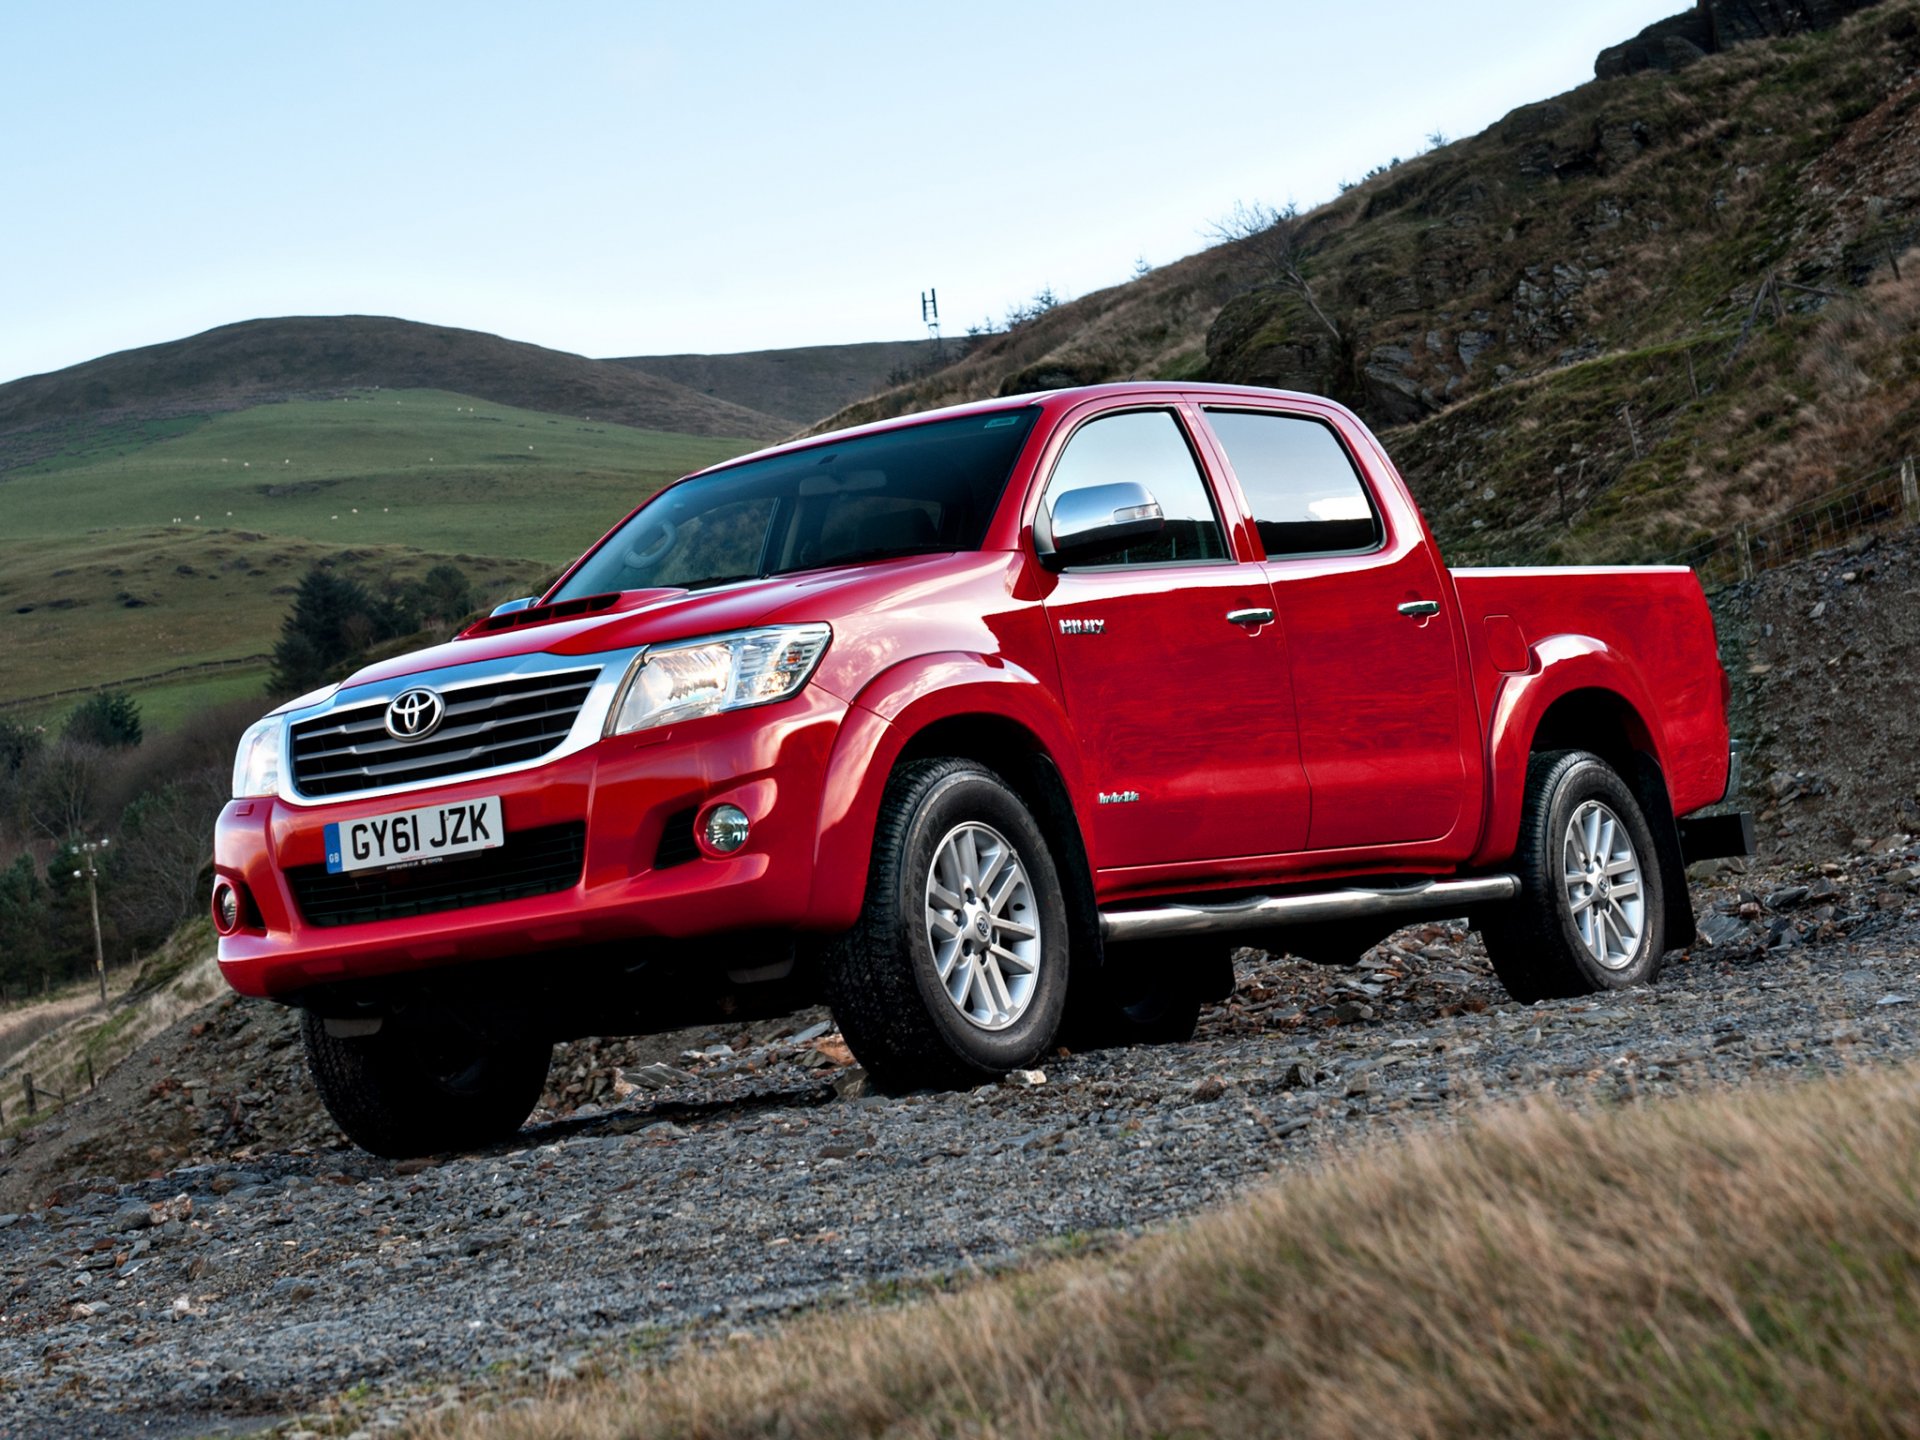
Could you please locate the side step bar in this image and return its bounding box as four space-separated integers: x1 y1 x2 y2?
1099 875 1521 945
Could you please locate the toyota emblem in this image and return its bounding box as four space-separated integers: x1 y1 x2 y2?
385 687 445 741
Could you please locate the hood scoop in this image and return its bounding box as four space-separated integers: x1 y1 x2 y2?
465 592 622 636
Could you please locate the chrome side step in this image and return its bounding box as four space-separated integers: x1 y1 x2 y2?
1098 875 1520 945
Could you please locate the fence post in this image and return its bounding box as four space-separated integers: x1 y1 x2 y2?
86 1055 96 1092
1901 457 1918 524
1736 525 1755 583
24 1073 35 1117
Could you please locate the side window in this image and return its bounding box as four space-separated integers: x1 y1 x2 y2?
1204 409 1383 558
1040 410 1227 566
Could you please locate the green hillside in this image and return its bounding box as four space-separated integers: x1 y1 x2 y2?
0 388 757 717
0 316 789 451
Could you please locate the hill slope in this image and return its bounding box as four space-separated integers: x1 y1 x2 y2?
0 316 789 456
0 388 753 712
815 1 1920 566
611 338 953 423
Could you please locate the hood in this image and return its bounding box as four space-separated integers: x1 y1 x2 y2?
339 553 976 689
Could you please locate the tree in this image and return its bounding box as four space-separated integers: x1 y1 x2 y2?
0 853 49 992
15 739 107 845
114 780 219 947
62 691 142 749
0 717 43 775
271 566 407 696
402 563 476 629
1203 199 1344 346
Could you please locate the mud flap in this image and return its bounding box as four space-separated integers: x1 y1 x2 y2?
1630 752 1698 952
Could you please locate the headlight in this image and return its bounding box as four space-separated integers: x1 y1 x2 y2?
608 625 831 736
231 717 286 798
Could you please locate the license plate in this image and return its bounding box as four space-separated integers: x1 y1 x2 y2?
324 797 504 874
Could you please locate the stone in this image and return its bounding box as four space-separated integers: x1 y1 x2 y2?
831 1069 871 1101
1004 1069 1047 1088
628 1063 697 1090
111 1202 153 1232
1189 1076 1227 1103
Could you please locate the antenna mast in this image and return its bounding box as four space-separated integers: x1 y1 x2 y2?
921 288 944 361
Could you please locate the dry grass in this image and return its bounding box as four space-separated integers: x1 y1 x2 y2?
416 1064 1920 1440
0 919 221 1132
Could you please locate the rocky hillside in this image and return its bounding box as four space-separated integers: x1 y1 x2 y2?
817 0 1920 568
0 316 791 451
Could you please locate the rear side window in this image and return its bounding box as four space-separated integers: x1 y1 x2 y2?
1041 410 1226 566
1204 409 1382 558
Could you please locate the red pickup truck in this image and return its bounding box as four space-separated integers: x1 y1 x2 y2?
214 383 1748 1156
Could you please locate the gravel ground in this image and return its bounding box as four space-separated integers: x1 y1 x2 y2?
4 848 1920 1439
1720 528 1920 859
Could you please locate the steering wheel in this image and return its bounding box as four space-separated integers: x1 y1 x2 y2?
622 518 677 569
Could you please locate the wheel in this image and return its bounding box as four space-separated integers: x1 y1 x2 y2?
824 758 1071 1092
1481 749 1667 1003
1062 939 1224 1049
300 1012 552 1159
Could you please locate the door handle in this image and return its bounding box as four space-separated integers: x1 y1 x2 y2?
1397 600 1440 618
1226 607 1275 627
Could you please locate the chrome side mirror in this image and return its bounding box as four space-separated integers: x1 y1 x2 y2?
489 596 538 618
1038 482 1165 570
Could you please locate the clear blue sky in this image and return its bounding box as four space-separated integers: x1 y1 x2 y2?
0 0 1680 384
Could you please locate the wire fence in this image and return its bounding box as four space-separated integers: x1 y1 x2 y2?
1656 457 1919 593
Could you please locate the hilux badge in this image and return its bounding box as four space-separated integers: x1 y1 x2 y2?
385 688 446 742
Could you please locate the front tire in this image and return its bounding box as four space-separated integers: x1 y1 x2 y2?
300 1012 552 1159
1482 749 1667 1003
824 759 1070 1092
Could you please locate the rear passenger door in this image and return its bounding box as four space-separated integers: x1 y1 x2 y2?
1199 406 1472 853
1037 406 1310 870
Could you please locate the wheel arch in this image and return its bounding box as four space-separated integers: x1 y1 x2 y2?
803 655 1096 942
1477 642 1694 948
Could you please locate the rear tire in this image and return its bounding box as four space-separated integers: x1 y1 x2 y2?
300 1012 552 1159
824 759 1070 1092
1482 749 1667 1003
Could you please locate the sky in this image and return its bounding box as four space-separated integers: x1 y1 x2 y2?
0 0 1684 385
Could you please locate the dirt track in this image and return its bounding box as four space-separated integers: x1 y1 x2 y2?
3 847 1918 1438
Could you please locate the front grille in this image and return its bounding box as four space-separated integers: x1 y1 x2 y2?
287 822 586 928
290 668 600 797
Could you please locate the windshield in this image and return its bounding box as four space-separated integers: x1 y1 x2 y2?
552 409 1039 599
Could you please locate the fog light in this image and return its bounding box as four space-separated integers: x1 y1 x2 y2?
212 881 241 935
702 804 751 854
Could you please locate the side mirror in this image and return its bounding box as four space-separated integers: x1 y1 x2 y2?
1038 482 1165 570
489 596 538 618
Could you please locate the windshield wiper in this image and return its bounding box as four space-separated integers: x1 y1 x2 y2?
673 573 761 592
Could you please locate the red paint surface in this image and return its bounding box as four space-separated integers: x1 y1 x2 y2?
216 383 1733 998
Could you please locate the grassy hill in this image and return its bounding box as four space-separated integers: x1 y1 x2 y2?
813 1 1920 567
612 338 955 424
0 387 756 719
0 316 789 460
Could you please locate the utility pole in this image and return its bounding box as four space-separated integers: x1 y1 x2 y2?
73 838 109 1004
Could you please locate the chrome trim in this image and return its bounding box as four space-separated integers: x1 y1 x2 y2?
274 647 641 806
1722 738 1743 803
1226 607 1275 627
1099 875 1519 944
1397 599 1441 617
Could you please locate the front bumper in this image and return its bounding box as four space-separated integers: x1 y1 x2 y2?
214 688 847 999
